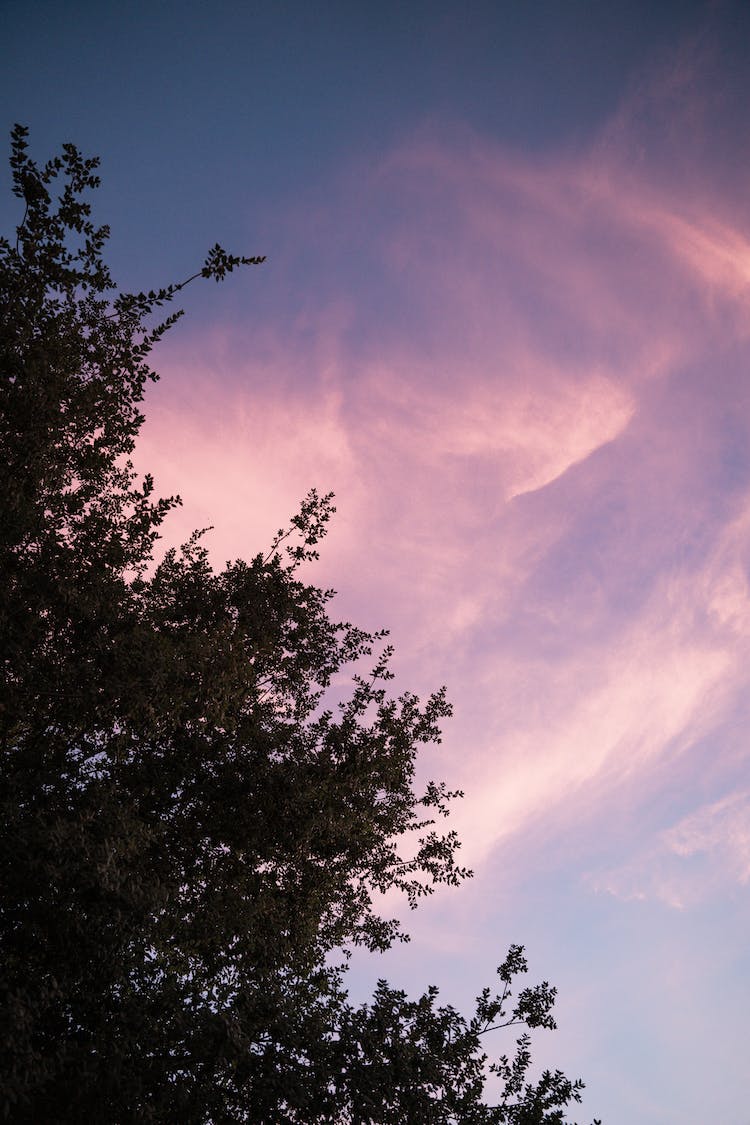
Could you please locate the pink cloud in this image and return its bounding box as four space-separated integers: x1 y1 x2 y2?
666 790 750 880
138 85 750 892
356 361 635 502
589 789 750 909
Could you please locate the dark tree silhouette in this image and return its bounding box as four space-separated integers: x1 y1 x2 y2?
0 126 599 1124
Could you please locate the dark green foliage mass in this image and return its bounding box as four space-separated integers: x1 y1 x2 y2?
0 126 599 1123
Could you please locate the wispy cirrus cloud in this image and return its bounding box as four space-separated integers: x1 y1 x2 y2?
139 64 750 882
590 789 750 909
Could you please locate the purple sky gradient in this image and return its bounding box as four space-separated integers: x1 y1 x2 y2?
4 3 750 1120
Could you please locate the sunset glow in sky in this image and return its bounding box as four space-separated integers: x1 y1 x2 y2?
4 2 750 1121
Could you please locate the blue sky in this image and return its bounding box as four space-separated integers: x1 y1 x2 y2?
4 3 750 1121
3 1 722 281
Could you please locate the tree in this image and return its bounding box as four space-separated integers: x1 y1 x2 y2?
0 126 599 1123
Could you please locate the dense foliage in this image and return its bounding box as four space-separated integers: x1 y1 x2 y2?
0 126 599 1123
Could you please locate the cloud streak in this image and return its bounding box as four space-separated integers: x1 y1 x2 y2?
590 788 750 909
138 74 750 899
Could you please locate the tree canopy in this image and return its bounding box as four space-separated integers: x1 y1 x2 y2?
0 125 599 1123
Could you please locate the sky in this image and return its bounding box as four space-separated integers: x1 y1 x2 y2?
3 1 750 1121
